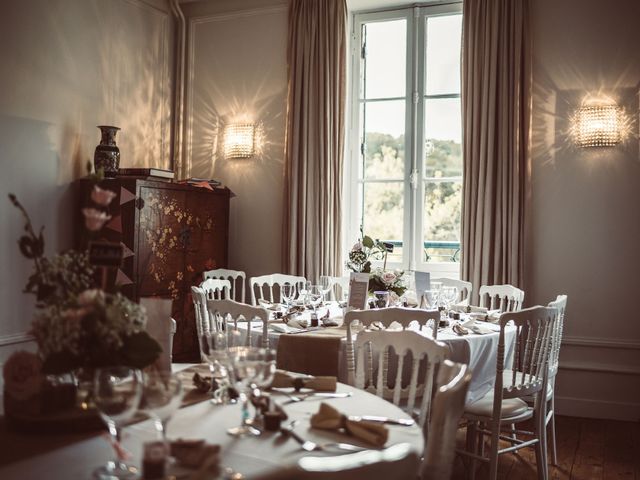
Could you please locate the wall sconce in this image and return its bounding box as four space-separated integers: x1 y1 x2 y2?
573 103 623 148
223 123 255 159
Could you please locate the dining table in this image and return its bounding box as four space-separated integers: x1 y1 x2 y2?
0 378 424 479
246 303 517 404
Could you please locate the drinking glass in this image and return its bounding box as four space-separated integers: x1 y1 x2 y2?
93 366 143 480
203 330 232 405
250 348 277 431
227 347 264 436
424 289 440 310
141 371 184 441
442 286 458 310
280 283 296 311
307 285 323 313
318 276 333 302
373 290 390 308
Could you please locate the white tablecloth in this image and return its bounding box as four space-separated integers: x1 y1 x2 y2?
0 383 423 479
245 312 516 405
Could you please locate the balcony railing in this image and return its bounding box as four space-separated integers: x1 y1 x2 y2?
384 240 461 262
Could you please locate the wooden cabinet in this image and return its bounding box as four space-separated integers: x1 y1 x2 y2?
75 178 231 362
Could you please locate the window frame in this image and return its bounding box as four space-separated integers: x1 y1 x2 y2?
345 3 463 278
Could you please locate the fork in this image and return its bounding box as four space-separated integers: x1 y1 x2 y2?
281 391 353 404
280 423 367 453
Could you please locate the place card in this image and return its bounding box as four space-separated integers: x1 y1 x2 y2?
414 271 430 307
347 273 369 310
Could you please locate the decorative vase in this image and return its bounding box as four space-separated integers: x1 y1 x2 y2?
94 125 121 177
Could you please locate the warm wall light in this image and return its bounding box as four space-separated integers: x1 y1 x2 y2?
574 104 623 147
223 123 255 158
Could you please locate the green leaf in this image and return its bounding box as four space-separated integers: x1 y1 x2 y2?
362 236 374 248
362 261 372 273
119 332 162 369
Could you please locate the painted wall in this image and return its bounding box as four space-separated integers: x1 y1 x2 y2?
181 0 288 281
528 0 640 420
0 0 173 367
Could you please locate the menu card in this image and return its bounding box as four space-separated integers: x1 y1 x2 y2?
348 273 370 310
414 271 430 308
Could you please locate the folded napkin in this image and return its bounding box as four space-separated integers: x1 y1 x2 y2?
310 402 388 448
270 370 336 392
269 323 303 334
460 318 495 335
452 303 488 314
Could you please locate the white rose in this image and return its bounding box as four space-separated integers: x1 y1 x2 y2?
381 271 397 285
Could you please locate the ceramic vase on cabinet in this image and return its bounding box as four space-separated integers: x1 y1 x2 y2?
93 125 121 177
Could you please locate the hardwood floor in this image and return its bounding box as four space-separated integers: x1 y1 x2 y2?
450 416 640 480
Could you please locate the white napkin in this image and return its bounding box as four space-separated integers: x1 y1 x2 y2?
269 323 303 334
460 318 496 335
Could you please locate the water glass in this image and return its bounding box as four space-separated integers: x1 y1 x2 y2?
140 371 184 441
318 276 333 302
373 290 390 308
227 347 264 436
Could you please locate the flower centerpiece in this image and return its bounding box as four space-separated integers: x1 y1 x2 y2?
4 178 161 417
346 233 407 297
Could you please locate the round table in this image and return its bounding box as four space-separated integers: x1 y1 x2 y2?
0 383 424 479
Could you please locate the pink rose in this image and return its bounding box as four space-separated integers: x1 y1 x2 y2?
2 351 44 400
352 241 363 252
381 271 397 285
82 208 111 231
90 185 117 206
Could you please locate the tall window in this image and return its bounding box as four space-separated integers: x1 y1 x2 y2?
346 4 463 276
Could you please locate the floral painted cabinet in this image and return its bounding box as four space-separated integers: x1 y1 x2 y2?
75 178 231 362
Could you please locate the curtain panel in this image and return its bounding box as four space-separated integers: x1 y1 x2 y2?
282 0 347 280
461 0 532 301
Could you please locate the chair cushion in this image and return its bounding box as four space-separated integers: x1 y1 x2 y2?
464 391 529 418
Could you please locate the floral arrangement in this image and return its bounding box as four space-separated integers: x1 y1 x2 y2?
347 233 407 296
6 180 161 382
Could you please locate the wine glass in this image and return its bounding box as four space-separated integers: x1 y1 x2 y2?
442 286 458 310
226 347 264 436
307 285 323 314
280 283 296 312
249 348 277 431
204 330 232 405
318 276 333 302
424 289 440 310
93 366 143 480
141 371 184 441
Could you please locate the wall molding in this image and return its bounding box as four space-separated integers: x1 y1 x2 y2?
184 3 288 175
559 360 640 376
555 395 640 421
0 332 34 347
562 335 640 350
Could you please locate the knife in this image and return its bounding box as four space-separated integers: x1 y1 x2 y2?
348 415 415 426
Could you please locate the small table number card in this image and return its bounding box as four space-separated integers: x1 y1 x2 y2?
414 271 431 309
348 273 370 311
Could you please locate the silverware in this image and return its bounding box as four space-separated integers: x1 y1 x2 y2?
283 392 353 404
280 423 367 453
348 415 415 426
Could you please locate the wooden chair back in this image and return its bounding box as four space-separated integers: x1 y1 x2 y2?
200 278 231 300
421 361 472 480
249 273 307 305
547 294 567 378
344 307 440 386
203 268 246 303
354 330 449 428
478 284 524 312
431 277 473 305
206 298 269 348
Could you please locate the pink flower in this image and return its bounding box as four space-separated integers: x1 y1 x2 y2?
90 186 117 206
351 241 363 252
82 208 111 231
381 271 397 285
2 351 44 400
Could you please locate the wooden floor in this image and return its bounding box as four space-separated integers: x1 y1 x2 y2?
450 416 640 480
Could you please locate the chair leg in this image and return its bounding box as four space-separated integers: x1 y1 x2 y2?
466 421 478 480
534 400 548 480
488 420 500 480
549 396 557 466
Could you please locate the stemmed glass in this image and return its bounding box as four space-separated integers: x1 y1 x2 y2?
202 330 232 405
141 371 184 442
441 286 458 311
250 348 277 432
227 347 264 436
424 289 440 310
318 276 333 302
308 285 323 311
281 283 296 312
93 366 143 480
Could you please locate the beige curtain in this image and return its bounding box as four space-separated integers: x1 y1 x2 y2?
283 0 347 280
461 0 531 300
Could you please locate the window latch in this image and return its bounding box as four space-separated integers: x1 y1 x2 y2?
410 169 419 189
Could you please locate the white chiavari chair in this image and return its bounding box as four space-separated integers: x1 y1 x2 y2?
327 275 350 301
206 298 269 348
431 277 473 305
203 268 247 303
200 278 231 301
478 284 524 312
191 286 209 362
249 273 306 306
